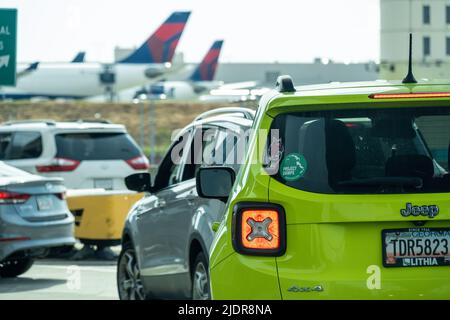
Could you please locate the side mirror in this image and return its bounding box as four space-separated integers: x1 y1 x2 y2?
125 173 152 193
196 167 235 202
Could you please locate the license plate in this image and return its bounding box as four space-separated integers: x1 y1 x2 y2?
94 179 113 190
382 228 450 268
36 195 53 211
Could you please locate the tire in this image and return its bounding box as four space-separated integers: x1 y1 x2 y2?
0 257 34 278
191 252 211 300
117 242 146 300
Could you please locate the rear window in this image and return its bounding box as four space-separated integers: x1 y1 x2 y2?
0 131 43 160
55 132 142 161
266 107 450 194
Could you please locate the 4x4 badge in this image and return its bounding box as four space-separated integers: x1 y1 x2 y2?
400 203 439 219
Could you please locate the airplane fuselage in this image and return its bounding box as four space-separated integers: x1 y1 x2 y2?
146 80 223 100
0 62 167 99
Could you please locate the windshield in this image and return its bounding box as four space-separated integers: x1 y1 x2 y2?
267 107 450 194
55 132 142 161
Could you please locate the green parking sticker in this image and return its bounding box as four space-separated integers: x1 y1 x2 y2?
280 153 307 181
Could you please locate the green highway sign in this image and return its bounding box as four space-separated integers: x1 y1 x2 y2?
0 9 17 86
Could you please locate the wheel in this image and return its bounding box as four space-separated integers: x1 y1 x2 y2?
0 257 34 278
117 243 146 300
191 252 211 300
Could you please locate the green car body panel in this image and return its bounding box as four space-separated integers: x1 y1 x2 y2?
209 79 450 299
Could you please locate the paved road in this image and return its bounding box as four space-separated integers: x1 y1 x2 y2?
0 259 118 300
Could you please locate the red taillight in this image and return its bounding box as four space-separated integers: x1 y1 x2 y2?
233 203 286 256
0 237 31 242
126 155 150 170
369 92 450 99
0 191 30 204
242 210 280 250
36 158 80 172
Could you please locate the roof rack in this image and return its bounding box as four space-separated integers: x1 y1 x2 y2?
194 107 255 121
2 119 56 126
69 119 112 124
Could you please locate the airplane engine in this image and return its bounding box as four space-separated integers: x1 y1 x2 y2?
149 83 166 95
144 66 165 79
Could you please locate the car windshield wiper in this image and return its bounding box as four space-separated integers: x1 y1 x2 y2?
338 177 423 189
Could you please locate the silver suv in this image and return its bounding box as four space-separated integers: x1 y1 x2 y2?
117 107 254 300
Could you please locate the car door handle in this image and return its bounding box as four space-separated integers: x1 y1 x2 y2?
186 189 196 206
155 199 166 208
187 197 195 206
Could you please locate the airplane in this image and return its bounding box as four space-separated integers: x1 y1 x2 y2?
92 39 224 102
13 51 85 82
16 62 39 79
0 11 191 100
198 86 271 103
132 40 267 102
119 40 224 101
145 40 225 100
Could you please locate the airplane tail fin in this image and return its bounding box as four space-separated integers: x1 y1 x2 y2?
189 40 224 82
119 11 191 64
25 62 39 72
71 52 86 63
16 61 39 79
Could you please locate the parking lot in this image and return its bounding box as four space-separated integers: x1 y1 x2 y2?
0 258 118 300
2 0 450 303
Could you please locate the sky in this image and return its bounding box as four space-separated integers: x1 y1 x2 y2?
0 0 380 64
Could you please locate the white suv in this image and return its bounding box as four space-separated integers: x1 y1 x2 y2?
0 120 149 190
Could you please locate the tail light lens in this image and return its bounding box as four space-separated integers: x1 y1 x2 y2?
0 191 31 204
369 92 450 99
126 155 150 170
232 203 286 256
0 236 31 242
36 158 80 172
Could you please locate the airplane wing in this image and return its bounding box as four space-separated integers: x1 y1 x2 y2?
202 86 271 103
217 81 260 90
144 62 187 83
87 63 188 103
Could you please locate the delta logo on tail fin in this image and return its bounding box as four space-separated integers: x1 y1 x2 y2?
190 40 224 82
71 51 86 63
119 11 191 64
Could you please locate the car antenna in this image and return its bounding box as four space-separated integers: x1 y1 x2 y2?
402 33 417 84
